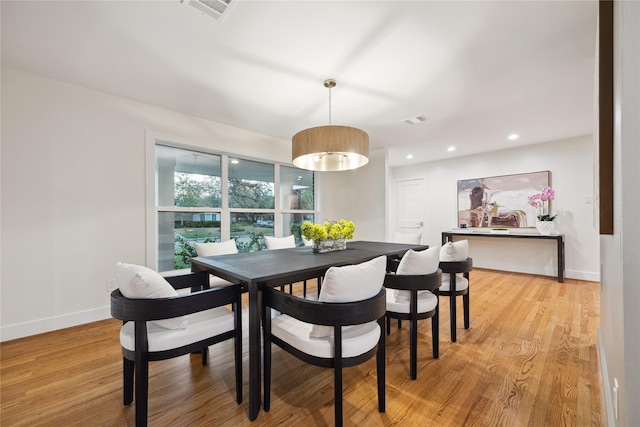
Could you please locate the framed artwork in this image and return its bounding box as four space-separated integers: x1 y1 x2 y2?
457 171 550 228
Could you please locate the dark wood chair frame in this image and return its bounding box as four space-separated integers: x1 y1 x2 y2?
262 287 386 427
437 257 473 342
110 271 242 427
383 269 442 380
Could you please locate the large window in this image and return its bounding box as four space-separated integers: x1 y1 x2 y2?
154 144 314 269
228 158 274 209
280 166 315 246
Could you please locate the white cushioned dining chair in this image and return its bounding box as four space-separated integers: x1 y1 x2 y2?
193 239 241 289
264 235 301 294
384 247 442 379
263 234 296 250
438 240 473 342
262 255 388 427
110 263 242 427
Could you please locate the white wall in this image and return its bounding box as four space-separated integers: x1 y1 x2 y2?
389 136 600 281
0 68 291 341
316 148 388 242
599 2 640 425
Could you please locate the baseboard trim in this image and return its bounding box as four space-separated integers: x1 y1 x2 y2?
598 327 616 426
566 269 600 282
1 306 111 342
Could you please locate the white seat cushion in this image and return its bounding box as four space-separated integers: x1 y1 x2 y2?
386 288 438 314
116 262 188 330
439 274 469 291
264 235 296 249
439 240 469 262
194 239 238 256
394 247 439 303
271 314 380 359
120 307 235 352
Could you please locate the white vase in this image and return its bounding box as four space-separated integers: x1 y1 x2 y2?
536 220 556 235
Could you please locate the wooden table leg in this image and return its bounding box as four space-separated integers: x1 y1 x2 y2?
248 284 261 420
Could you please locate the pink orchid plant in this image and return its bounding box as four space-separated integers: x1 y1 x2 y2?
528 186 557 221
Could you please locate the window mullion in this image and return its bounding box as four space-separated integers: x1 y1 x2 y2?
221 154 230 241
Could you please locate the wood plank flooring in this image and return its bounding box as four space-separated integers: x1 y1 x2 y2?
0 269 603 426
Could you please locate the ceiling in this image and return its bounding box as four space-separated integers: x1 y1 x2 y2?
1 0 598 167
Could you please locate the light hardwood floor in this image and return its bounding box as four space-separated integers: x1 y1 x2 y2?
1 269 603 426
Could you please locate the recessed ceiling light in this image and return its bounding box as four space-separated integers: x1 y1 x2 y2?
508 134 519 140
406 154 414 159
447 146 456 152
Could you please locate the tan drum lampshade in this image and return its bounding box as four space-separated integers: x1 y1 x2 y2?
292 125 369 171
291 79 369 172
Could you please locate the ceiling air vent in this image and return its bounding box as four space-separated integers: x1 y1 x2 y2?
402 115 429 125
182 0 237 23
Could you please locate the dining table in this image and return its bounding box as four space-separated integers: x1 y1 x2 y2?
190 240 428 421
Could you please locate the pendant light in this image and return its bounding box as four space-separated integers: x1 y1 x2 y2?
292 79 369 172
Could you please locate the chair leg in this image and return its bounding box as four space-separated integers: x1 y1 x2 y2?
450 295 457 342
334 327 343 427
410 318 417 380
377 318 386 413
303 280 307 297
135 355 149 427
386 316 390 335
432 305 439 359
123 357 134 405
334 362 343 427
263 310 272 412
463 292 470 329
201 346 209 366
234 302 243 404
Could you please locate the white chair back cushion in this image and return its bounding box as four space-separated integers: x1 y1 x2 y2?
394 231 422 244
194 239 238 256
264 235 296 250
120 307 234 352
319 255 387 303
394 247 440 302
115 262 188 329
311 255 386 337
396 247 440 275
439 240 469 262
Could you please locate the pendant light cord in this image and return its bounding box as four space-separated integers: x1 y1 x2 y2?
328 84 332 125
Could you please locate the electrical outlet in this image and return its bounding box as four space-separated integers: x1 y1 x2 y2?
106 278 118 292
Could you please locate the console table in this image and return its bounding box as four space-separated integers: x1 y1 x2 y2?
442 230 565 283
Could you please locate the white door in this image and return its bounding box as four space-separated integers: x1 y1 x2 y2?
396 178 425 234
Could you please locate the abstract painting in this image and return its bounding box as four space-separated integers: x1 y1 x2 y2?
457 171 550 228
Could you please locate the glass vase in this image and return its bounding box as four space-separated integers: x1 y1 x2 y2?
312 237 347 253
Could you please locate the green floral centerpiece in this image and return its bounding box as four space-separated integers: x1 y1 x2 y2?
301 219 355 253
